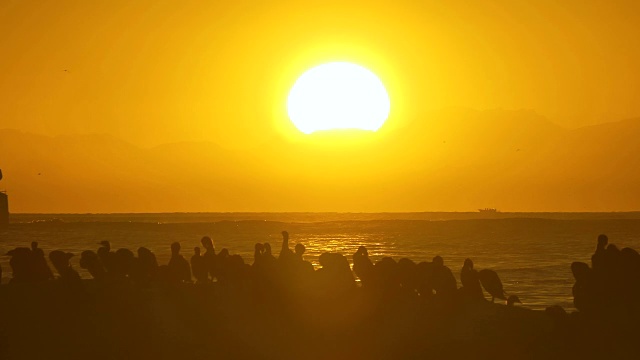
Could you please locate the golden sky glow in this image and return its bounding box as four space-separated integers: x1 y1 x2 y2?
1 0 640 213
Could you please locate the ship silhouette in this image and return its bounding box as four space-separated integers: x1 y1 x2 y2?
478 208 498 213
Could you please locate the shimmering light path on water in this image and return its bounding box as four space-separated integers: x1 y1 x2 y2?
2 213 640 311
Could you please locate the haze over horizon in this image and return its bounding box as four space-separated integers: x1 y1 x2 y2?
2 109 639 213
2 1 640 213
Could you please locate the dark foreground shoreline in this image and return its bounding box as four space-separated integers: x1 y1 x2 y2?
1 281 637 360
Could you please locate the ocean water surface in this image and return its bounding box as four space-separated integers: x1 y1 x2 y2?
2 212 640 311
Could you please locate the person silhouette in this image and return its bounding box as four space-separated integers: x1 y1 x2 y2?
253 243 265 266
279 231 294 261
353 246 374 288
431 255 457 297
201 236 217 282
397 258 419 295
167 242 191 284
191 247 208 284
591 234 608 271
31 242 54 281
6 247 32 283
415 261 435 298
113 248 135 280
294 243 314 272
571 261 595 313
79 250 106 281
97 240 116 275
460 258 483 300
263 243 276 263
135 246 158 286
49 250 83 291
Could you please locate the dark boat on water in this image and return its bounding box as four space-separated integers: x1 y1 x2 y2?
478 208 498 213
0 169 8 226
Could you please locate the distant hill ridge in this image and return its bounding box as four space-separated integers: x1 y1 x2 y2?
1 110 639 212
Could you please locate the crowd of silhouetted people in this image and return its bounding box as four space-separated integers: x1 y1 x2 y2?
1 231 526 310
2 232 640 359
571 234 640 317
5 232 640 317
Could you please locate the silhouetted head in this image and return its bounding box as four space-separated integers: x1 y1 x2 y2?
194 247 201 256
433 256 444 267
31 241 38 250
356 246 368 256
507 295 522 306
138 247 152 258
375 257 398 275
282 231 289 240
6 247 30 258
295 243 306 257
219 248 229 258
98 240 111 251
49 250 74 271
201 236 214 250
398 258 416 267
79 250 101 276
116 248 134 258
171 242 181 255
606 243 620 256
597 234 608 249
80 250 98 262
464 258 474 269
620 247 640 269
254 243 264 252
229 254 245 267
264 243 272 255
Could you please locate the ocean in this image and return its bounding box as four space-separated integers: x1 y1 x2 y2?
2 212 640 311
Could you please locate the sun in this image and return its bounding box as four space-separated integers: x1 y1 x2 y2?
287 62 390 134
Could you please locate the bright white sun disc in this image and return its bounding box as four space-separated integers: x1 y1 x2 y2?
287 62 390 134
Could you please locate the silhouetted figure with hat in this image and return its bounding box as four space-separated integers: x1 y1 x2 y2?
167 242 191 284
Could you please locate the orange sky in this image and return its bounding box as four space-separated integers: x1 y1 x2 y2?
1 1 640 213
2 0 640 147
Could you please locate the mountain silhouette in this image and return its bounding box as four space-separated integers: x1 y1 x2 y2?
1 110 639 212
